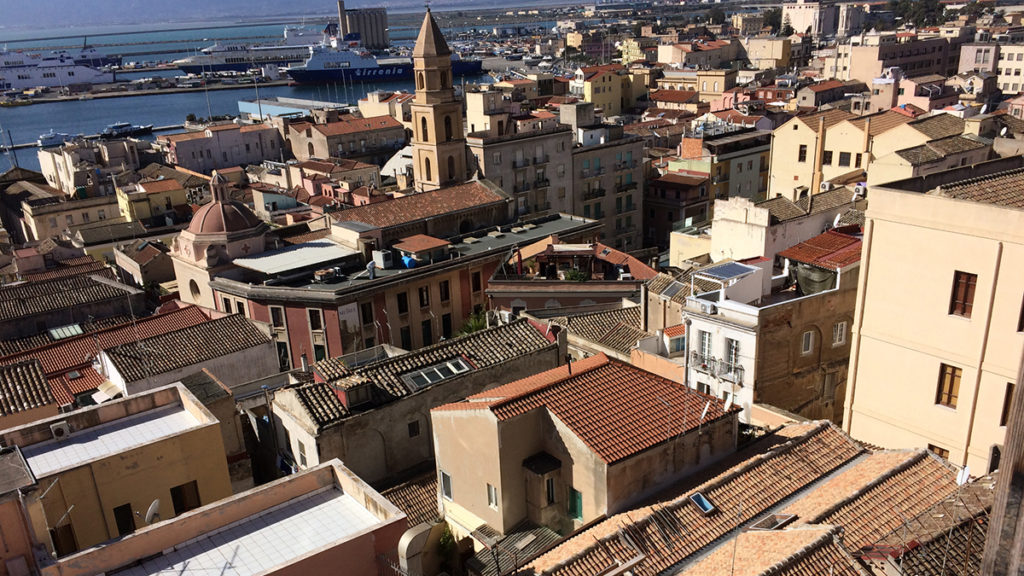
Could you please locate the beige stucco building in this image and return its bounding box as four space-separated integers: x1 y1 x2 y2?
844 157 1024 474
0 384 232 558
432 354 738 538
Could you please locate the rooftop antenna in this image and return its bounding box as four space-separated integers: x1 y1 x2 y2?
939 465 971 576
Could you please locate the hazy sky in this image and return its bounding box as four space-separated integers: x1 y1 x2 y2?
0 0 479 29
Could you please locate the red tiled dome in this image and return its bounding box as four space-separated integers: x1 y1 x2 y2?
187 201 262 235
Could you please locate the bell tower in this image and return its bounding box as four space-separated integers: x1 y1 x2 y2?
410 8 467 191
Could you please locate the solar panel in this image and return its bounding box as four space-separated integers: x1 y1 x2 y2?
662 281 683 298
701 262 754 281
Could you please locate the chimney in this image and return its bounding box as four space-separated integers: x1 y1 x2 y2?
809 115 826 196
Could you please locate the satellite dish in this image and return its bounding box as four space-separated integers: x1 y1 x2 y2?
144 499 161 525
723 395 734 412
957 465 971 486
980 104 988 114
700 400 711 421
1001 126 1009 136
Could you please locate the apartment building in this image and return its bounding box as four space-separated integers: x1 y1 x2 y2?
656 40 740 69
358 90 414 129
645 173 709 249
288 114 406 166
657 68 738 102
783 0 839 38
115 177 189 224
432 354 738 538
669 125 771 203
844 157 1024 474
37 139 140 196
568 64 642 117
17 184 120 242
568 130 645 250
0 384 232 557
823 31 959 83
467 126 574 218
742 37 792 70
732 13 765 36
158 123 282 174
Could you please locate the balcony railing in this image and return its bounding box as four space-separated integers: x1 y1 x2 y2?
691 351 717 373
690 351 745 384
514 181 532 193
534 178 550 189
718 362 745 384
616 182 638 193
583 188 606 200
513 158 531 169
533 154 549 165
615 160 639 171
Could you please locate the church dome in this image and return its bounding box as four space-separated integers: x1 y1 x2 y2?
188 200 262 235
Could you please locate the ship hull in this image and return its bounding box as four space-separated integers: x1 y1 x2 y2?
286 60 483 84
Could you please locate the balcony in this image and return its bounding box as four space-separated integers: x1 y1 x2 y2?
534 178 550 189
615 160 638 171
583 188 606 201
514 181 532 193
616 182 638 193
691 351 717 373
718 362 745 384
533 201 552 212
533 154 549 165
513 158 531 169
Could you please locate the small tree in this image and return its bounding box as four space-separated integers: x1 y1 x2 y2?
459 310 487 336
707 6 727 25
764 7 783 31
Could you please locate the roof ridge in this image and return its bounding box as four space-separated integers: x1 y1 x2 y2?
758 524 845 576
107 312 252 355
805 449 926 525
488 354 610 412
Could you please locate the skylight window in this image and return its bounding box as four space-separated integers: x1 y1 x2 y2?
401 357 472 391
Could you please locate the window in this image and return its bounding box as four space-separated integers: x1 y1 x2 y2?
671 337 686 353
418 286 430 308
270 306 286 328
855 153 862 167
546 477 556 505
170 480 201 515
235 301 246 317
65 214 74 226
928 444 950 459
801 331 815 355
472 271 482 293
439 280 451 303
400 326 412 349
297 440 307 467
397 292 409 315
949 271 977 318
442 313 453 339
822 150 833 165
361 302 373 326
441 471 453 500
832 321 847 346
113 503 136 536
936 363 962 408
421 319 433 346
308 309 324 331
487 483 498 508
402 357 472 389
222 296 231 313
1002 383 1015 427
569 488 583 520
798 144 807 162
838 152 851 167
700 330 712 358
725 338 739 368
81 212 90 223
408 421 420 437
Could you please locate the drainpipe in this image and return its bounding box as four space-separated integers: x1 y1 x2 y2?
961 241 1003 467
843 217 874 431
861 116 871 169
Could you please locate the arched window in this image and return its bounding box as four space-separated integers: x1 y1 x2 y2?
417 72 425 90
307 142 314 157
424 157 432 181
421 117 429 143
444 116 453 141
447 155 456 181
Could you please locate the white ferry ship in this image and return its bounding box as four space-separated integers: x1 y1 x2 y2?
0 48 115 91
172 26 325 74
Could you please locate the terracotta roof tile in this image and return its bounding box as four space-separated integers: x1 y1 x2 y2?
22 260 109 282
783 450 917 522
806 80 845 93
331 181 506 229
0 274 133 322
795 109 855 130
302 319 556 428
777 230 862 269
527 422 863 575
308 115 403 137
908 113 966 140
381 471 440 526
104 314 270 384
0 315 133 356
846 110 913 136
393 234 450 253
932 167 1024 209
680 525 866 576
651 89 699 103
664 324 686 338
0 360 53 416
48 366 106 406
0 306 210 380
139 179 185 194
436 355 738 463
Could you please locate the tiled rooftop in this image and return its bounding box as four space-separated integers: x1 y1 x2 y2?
381 470 440 526
21 258 109 283
526 421 862 575
908 113 966 140
104 314 270 383
0 360 53 416
895 134 987 165
777 229 862 270
794 109 854 130
22 403 200 477
679 525 865 576
300 319 555 428
308 114 403 137
0 274 135 322
435 354 737 463
331 180 506 229
932 167 1024 209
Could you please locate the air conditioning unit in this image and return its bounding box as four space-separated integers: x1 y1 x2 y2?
372 250 394 270
50 421 71 441
853 184 867 197
700 301 718 315
820 181 833 192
